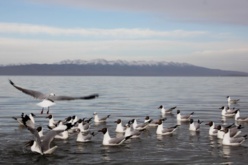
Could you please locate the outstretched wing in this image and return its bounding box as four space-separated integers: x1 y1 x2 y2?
22 115 43 153
9 80 99 101
9 80 46 99
42 130 64 151
49 94 99 101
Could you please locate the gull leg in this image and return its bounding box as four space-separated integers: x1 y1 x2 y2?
41 108 44 114
47 107 50 114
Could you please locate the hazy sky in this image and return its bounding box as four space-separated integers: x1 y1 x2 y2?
0 0 248 72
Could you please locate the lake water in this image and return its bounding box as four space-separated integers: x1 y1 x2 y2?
0 76 248 164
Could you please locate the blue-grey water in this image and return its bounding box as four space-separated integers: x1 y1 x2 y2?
1 76 248 164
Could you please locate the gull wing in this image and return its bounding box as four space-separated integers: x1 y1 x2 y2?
99 115 110 121
230 137 245 144
9 80 46 99
9 80 99 101
48 94 99 101
181 115 191 120
194 123 200 130
109 137 126 145
42 130 64 151
166 106 177 112
28 127 42 151
162 125 178 133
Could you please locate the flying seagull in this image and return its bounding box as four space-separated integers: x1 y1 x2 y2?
9 79 99 112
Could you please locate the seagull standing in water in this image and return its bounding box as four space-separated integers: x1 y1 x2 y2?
9 79 99 113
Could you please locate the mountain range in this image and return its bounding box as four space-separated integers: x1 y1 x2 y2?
0 59 247 76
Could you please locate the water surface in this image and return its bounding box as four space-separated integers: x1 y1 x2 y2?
0 76 248 164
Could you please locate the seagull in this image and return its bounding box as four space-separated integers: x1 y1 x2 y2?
176 110 194 121
22 115 64 155
189 119 203 132
156 119 179 135
98 128 132 146
227 96 240 104
12 113 36 127
234 109 248 122
93 112 110 123
49 121 75 140
9 79 99 112
226 107 237 113
229 124 244 138
37 99 56 112
46 114 58 129
219 106 236 117
216 123 236 139
144 116 162 127
205 121 218 136
222 128 247 146
77 118 91 133
76 130 96 143
114 119 126 133
158 105 177 115
36 126 44 138
217 125 225 139
131 119 151 131
124 123 143 138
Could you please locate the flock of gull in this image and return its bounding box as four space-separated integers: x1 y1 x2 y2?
9 80 248 155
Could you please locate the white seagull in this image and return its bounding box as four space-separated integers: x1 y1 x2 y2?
131 119 150 131
77 118 91 133
205 121 218 136
9 79 99 112
144 116 162 127
158 105 177 115
217 125 225 139
114 119 126 133
227 96 240 104
93 112 110 123
12 112 36 127
23 115 64 155
76 130 96 143
176 110 194 121
219 106 236 117
189 119 203 132
222 128 247 146
124 123 143 138
98 128 132 146
46 114 58 129
156 119 179 135
234 109 248 122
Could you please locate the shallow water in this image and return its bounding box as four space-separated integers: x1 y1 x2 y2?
1 76 248 164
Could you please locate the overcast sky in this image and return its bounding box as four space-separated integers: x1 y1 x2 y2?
0 0 248 72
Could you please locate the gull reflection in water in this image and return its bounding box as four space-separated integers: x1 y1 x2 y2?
222 145 231 158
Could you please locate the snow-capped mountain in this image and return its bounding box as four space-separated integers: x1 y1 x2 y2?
0 59 247 76
58 59 192 67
